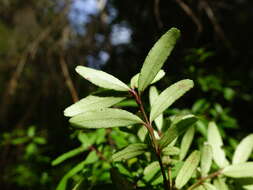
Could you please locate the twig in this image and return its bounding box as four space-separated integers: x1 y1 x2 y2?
187 170 223 190
175 0 203 33
154 0 163 29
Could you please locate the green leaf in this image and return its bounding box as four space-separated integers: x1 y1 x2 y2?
149 86 163 131
110 168 134 190
138 28 180 92
130 70 165 89
56 160 86 190
213 178 229 190
143 161 160 182
150 79 194 121
76 66 130 91
207 122 229 168
70 108 143 129
159 114 197 149
202 183 218 190
64 95 125 117
175 150 200 189
222 162 253 178
232 134 253 164
112 143 148 162
200 143 213 177
162 146 180 156
51 146 86 166
179 126 195 160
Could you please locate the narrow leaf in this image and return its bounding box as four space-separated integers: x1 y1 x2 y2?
149 86 163 131
150 79 194 121
222 162 253 178
202 183 218 190
162 146 180 156
200 143 213 177
179 126 195 160
175 150 201 189
159 114 197 149
64 96 125 117
232 134 253 164
130 70 165 89
207 122 229 168
213 178 229 190
70 108 143 129
112 143 147 162
138 28 180 92
52 146 86 166
76 66 130 91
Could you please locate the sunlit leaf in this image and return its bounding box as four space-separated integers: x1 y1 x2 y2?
162 146 180 156
112 143 148 162
202 183 218 190
207 122 229 168
179 126 195 160
149 86 163 131
150 79 194 121
175 150 200 189
70 108 143 129
200 143 213 177
213 178 229 190
232 134 253 164
130 70 165 89
138 28 180 92
76 66 130 91
222 162 253 178
159 114 197 149
64 96 125 117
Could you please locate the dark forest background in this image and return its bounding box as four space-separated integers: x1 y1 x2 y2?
0 0 253 189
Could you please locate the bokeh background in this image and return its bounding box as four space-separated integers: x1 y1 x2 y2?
0 0 253 189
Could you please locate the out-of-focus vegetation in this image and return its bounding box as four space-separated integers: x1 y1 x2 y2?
0 0 252 190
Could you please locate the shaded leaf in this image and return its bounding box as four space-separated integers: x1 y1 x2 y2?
207 122 229 168
112 143 148 162
138 28 180 92
52 146 86 166
159 114 197 149
150 79 194 121
179 126 195 160
64 96 125 117
200 143 213 177
70 108 143 129
110 168 135 190
222 162 253 178
175 150 200 189
76 66 130 91
232 134 253 164
130 70 165 89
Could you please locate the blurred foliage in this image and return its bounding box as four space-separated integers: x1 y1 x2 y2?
0 0 253 189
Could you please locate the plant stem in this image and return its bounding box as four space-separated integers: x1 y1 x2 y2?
187 170 222 190
130 89 169 190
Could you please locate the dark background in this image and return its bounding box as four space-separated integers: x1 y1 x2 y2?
0 0 252 189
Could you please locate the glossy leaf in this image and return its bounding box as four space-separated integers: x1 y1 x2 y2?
76 66 130 91
200 143 213 177
130 70 165 89
207 122 229 168
150 79 194 121
112 143 148 162
179 126 195 160
64 96 125 117
138 28 180 92
222 162 253 178
70 108 143 129
52 146 86 166
175 150 200 189
149 86 163 131
159 114 197 149
232 134 253 164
